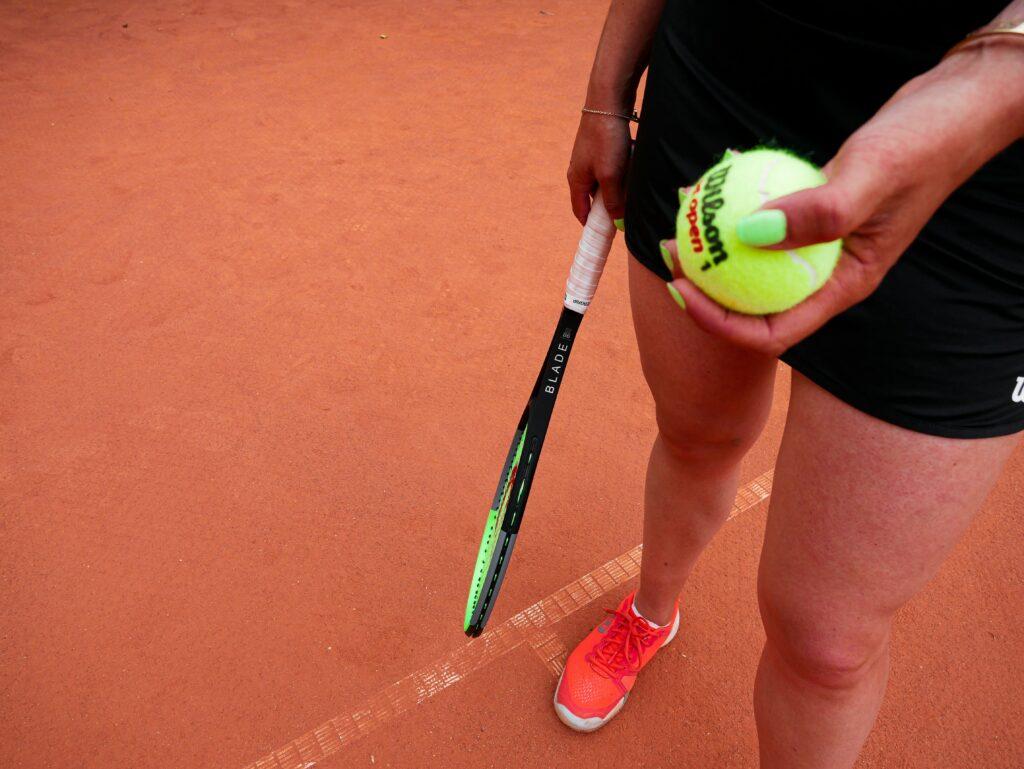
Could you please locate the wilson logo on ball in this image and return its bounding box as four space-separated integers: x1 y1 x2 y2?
697 164 731 271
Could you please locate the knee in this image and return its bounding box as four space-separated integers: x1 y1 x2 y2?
758 581 890 692
654 404 758 470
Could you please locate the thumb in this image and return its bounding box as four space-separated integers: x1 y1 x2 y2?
737 157 879 250
599 175 627 222
599 141 634 222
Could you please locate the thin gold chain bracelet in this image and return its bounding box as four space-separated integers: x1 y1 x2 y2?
582 107 639 123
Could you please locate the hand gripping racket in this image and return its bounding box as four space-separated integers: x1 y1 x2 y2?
464 192 617 637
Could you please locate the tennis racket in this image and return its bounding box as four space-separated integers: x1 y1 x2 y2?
464 191 617 637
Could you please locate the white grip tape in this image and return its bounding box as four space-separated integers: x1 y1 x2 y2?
563 191 616 312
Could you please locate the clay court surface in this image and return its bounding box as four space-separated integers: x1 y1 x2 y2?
2 2 1023 767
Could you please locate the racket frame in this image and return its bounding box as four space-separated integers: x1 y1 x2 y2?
464 307 583 637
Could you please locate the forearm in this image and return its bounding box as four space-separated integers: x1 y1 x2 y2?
934 43 1024 164
868 4 1024 194
584 0 667 112
990 0 1024 29
936 0 1024 158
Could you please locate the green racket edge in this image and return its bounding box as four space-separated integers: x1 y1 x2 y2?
464 429 527 632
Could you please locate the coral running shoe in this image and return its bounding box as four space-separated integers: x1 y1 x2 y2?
554 591 679 732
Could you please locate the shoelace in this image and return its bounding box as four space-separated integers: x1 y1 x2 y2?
585 607 661 679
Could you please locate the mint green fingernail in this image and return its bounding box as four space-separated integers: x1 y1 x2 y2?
666 282 686 311
659 240 673 273
613 217 625 232
736 209 787 247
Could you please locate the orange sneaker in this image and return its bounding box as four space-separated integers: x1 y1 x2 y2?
553 591 679 732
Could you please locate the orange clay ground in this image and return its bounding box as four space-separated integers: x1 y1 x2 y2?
2 3 1022 768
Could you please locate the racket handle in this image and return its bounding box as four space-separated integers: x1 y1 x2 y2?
563 190 617 313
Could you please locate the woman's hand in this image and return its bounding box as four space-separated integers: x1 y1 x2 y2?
666 42 1024 357
567 0 668 224
567 112 633 225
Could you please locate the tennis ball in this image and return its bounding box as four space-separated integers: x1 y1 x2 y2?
674 148 840 315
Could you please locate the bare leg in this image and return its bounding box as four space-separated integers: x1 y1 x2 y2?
628 257 777 624
756 372 1020 768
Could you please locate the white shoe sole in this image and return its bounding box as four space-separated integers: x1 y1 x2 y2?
553 610 681 733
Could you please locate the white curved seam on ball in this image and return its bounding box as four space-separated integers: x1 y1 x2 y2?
785 249 819 286
759 154 817 288
756 155 779 204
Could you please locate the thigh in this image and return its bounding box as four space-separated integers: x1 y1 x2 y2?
760 371 1021 643
628 255 776 449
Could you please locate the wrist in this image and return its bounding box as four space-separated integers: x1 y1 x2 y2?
584 81 637 115
919 42 1024 165
939 21 1024 99
943 17 1024 63
940 27 1024 77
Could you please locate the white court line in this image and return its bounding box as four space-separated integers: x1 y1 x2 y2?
527 629 570 678
241 469 774 769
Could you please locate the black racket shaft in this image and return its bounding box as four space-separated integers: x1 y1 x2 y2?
465 306 583 636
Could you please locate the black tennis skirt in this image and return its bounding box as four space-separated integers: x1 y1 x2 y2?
625 0 1024 439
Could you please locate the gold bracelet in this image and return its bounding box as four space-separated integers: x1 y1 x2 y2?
582 107 639 123
942 20 1024 60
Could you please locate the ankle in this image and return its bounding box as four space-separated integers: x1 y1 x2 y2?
633 590 677 627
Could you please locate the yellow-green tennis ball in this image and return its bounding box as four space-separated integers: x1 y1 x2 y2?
675 148 840 315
